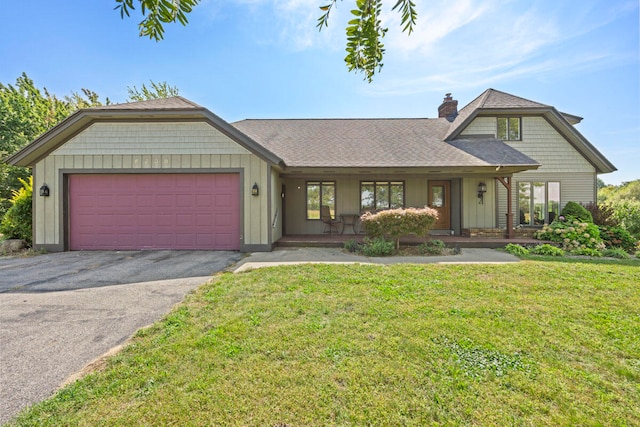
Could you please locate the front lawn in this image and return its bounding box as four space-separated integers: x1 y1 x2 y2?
9 261 640 426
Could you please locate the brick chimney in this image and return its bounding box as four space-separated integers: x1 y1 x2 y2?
438 93 458 121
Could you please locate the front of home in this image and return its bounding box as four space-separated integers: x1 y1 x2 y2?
5 90 616 252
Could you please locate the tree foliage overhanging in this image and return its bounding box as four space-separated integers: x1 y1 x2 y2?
114 0 418 82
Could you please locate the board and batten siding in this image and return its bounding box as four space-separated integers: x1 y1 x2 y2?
33 121 272 251
460 116 597 228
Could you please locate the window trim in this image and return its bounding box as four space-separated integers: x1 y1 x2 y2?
360 180 405 212
497 116 522 141
305 180 336 220
517 181 560 226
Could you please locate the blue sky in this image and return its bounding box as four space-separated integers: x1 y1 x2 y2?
1 0 638 185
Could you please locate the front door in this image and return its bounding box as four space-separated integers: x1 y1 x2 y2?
428 180 451 230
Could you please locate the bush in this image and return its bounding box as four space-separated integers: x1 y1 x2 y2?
535 218 604 251
503 243 529 257
359 238 395 257
418 239 446 255
602 248 631 259
606 200 640 240
343 239 359 253
0 176 32 244
570 248 602 257
530 244 564 257
561 201 593 223
361 207 438 250
598 226 637 253
583 202 618 227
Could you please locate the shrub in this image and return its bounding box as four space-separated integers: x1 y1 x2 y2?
530 244 564 257
602 248 631 259
361 207 438 250
535 218 604 251
343 239 359 253
0 176 33 244
358 237 395 257
583 202 618 227
418 239 446 255
503 243 529 257
570 248 602 257
561 201 593 223
606 200 640 240
598 226 637 253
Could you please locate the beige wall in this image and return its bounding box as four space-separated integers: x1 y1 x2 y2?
461 116 597 228
33 121 272 251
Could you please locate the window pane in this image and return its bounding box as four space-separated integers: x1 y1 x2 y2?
548 182 560 223
306 182 320 219
321 182 336 217
518 182 531 225
376 182 390 210
509 118 520 140
497 118 507 140
361 182 374 211
431 186 444 208
390 182 404 208
533 182 545 225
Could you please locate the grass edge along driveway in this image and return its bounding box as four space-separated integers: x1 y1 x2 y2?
8 260 640 426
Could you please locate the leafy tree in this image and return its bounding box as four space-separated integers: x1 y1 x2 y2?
0 74 80 216
1 73 175 217
114 0 418 82
127 81 179 101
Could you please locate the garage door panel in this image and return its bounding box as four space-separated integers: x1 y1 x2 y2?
70 174 240 250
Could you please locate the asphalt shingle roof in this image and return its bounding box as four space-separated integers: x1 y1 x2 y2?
232 118 538 168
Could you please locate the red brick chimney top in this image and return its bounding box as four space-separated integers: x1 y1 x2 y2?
438 93 458 121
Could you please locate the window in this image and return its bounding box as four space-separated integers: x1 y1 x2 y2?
518 181 560 226
306 181 336 219
497 117 521 141
360 181 404 211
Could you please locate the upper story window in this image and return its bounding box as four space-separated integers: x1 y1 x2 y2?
497 117 521 141
360 181 405 211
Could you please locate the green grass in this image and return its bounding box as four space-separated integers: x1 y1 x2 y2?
9 261 640 426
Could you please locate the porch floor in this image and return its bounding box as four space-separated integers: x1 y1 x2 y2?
276 234 539 249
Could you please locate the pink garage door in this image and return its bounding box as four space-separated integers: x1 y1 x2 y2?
69 174 240 250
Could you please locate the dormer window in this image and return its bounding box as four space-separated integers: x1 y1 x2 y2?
497 117 521 141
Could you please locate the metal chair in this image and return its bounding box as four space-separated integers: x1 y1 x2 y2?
321 205 342 234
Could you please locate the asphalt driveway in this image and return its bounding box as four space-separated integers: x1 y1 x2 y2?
0 250 243 425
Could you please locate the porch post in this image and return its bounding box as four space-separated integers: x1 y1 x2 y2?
495 176 514 239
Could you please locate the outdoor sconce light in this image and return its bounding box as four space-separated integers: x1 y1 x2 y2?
251 182 259 196
477 182 487 204
39 183 50 197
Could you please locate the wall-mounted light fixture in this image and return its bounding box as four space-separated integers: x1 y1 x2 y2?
477 182 487 204
39 183 50 197
251 182 259 196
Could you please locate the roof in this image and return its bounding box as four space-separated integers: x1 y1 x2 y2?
232 118 539 169
445 89 616 173
5 90 615 174
5 97 284 167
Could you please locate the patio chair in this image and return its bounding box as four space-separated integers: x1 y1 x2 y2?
321 205 342 235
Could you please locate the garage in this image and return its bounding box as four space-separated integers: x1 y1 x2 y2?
69 173 240 250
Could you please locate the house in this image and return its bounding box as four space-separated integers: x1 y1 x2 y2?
5 89 616 252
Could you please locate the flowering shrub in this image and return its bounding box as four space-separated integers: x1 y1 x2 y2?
535 217 604 251
361 207 438 249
